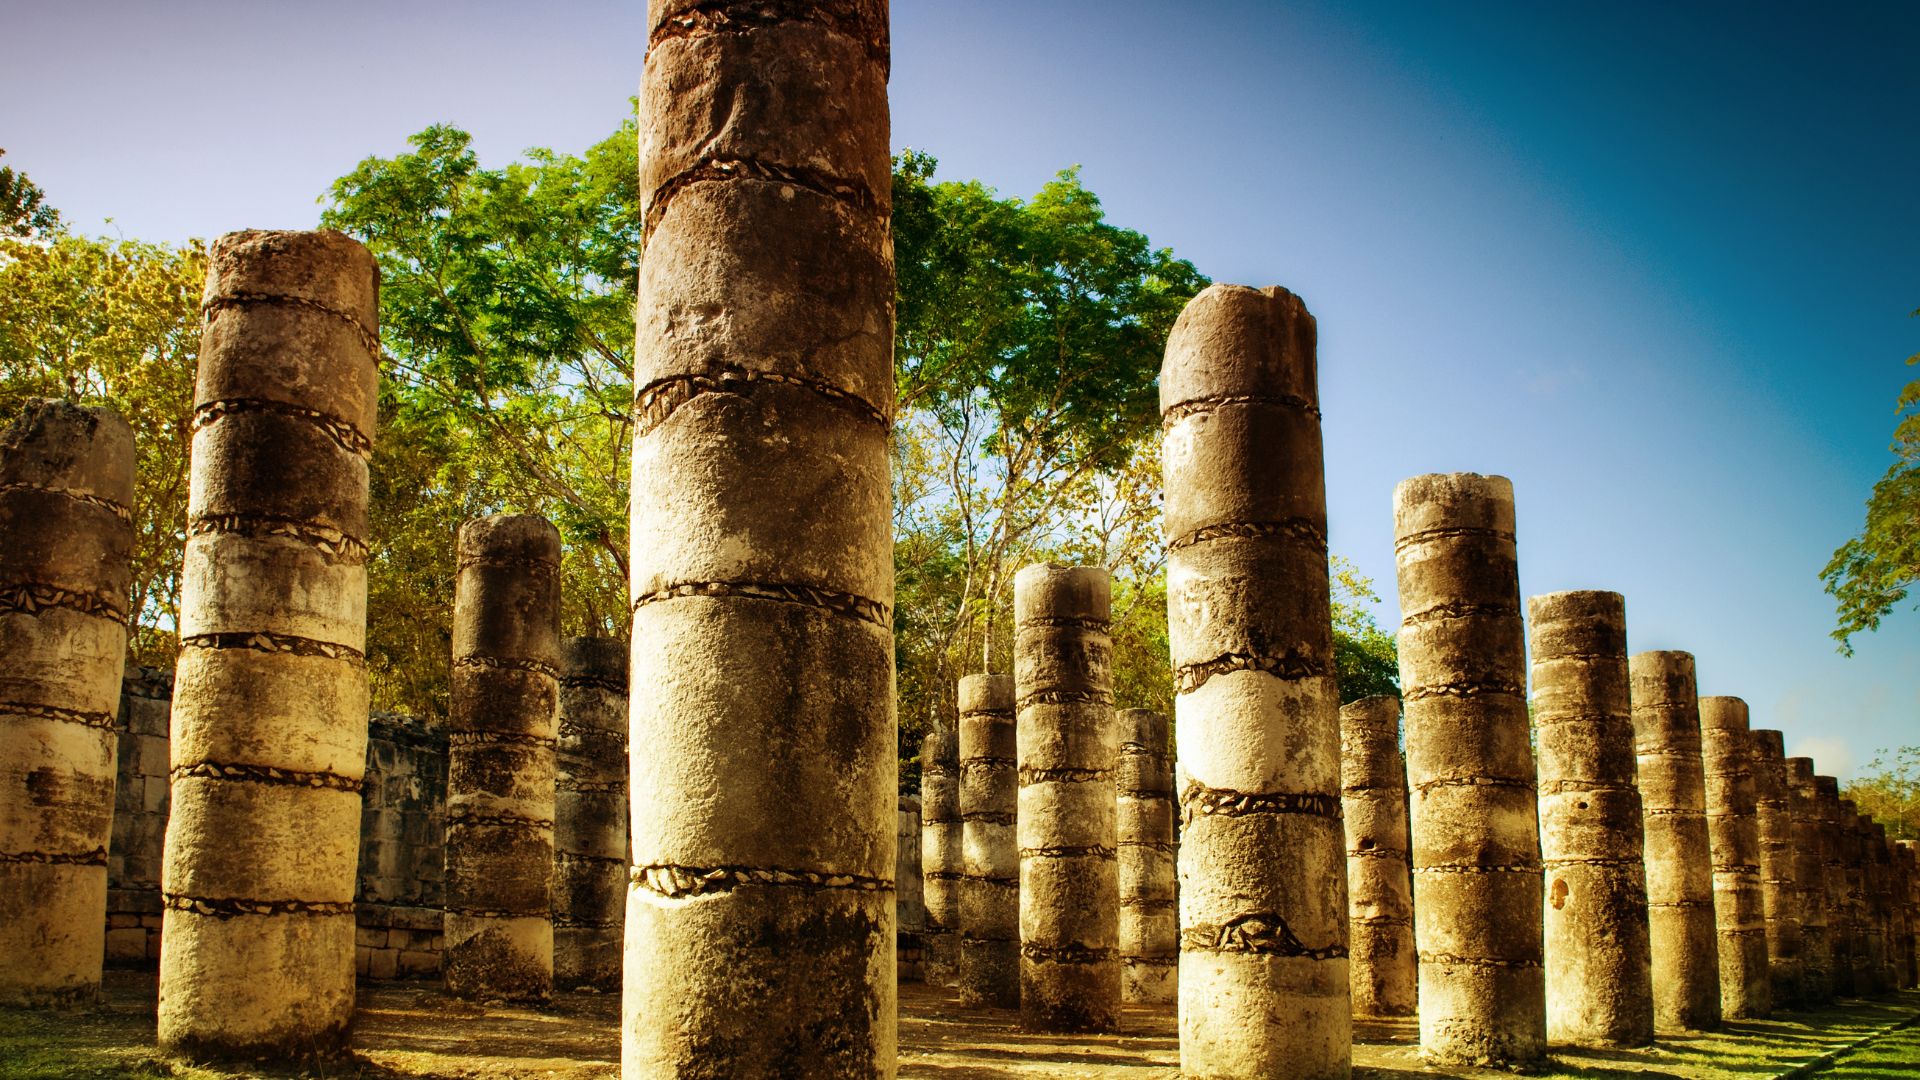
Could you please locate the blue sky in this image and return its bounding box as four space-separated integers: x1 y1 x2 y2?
6 1 1915 776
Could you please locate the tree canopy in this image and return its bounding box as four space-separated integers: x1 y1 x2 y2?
1823 310 1920 653
1 117 1401 777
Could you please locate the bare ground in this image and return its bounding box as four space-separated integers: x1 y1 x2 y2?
1 973 1915 1079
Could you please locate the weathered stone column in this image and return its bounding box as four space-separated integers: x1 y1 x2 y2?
1699 697 1769 1018
625 1 896 1069
957 673 1019 1007
1528 591 1653 1047
1163 285 1350 1077
1395 473 1544 1065
1015 564 1119 1033
1749 730 1802 1009
158 230 377 1057
1838 802 1873 994
1116 707 1176 1005
921 726 963 985
1898 841 1919 989
444 515 560 1001
554 635 627 992
1863 817 1893 994
1815 777 1857 996
1628 650 1720 1031
0 401 134 1007
1340 695 1416 1020
897 795 925 982
1785 758 1833 1004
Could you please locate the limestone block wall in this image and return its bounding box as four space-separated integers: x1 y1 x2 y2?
106 666 172 967
355 711 448 980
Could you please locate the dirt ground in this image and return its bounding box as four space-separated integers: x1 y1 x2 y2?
1 972 1916 1079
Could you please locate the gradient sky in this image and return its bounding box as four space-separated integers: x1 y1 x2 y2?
6 1 1916 776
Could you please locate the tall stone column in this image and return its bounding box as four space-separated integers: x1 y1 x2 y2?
626 1 896 1069
158 230 377 1057
1340 695 1416 1020
1699 697 1769 1018
1162 285 1350 1077
554 635 628 992
444 515 560 1001
1784 758 1833 1004
1863 817 1892 994
1628 651 1720 1031
1014 564 1119 1033
897 795 925 982
1749 730 1801 1009
1898 841 1919 988
1838 802 1873 994
0 401 134 1007
1115 707 1176 1005
957 673 1019 1007
1528 591 1653 1047
1394 473 1544 1065
1815 776 1856 996
921 727 962 985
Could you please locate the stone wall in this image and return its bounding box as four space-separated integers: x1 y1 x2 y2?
355 711 448 980
104 678 450 980
105 665 171 967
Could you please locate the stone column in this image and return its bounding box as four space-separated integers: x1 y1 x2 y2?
158 230 377 1057
444 515 560 1001
1815 777 1856 996
1785 758 1833 1004
1628 650 1720 1031
1749 730 1802 1009
624 0 897 1072
0 401 134 1007
1898 841 1919 989
554 635 627 992
1699 697 1769 1017
1014 564 1119 1033
897 795 925 982
1863 817 1892 994
957 673 1019 1007
1116 707 1176 1005
1528 591 1653 1047
1340 695 1416 1020
1162 285 1350 1077
921 726 962 985
1394 473 1544 1065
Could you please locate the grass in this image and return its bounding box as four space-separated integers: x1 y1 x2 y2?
1805 1018 1920 1078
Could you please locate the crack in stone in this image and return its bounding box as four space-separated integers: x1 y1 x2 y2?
182 631 365 666
1415 774 1536 794
1348 847 1410 859
561 674 628 695
1181 782 1343 822
0 480 133 521
632 578 890 629
1017 688 1114 710
188 513 369 564
1019 766 1110 785
553 916 621 929
1117 839 1178 853
448 730 557 750
447 904 549 919
1393 525 1516 554
631 862 892 899
1117 789 1174 802
1018 614 1111 632
1400 600 1521 625
0 848 107 866
0 581 128 625
1120 896 1177 912
453 654 560 680
1161 392 1322 425
447 811 555 830
1412 863 1541 874
1402 679 1526 702
1183 913 1346 959
1417 951 1543 969
1020 942 1115 964
960 811 1015 825
1176 648 1331 694
1123 955 1178 967
0 700 116 731
1543 856 1644 868
557 851 626 867
1535 712 1633 727
645 157 880 242
923 870 966 882
557 778 626 794
164 893 354 919
1020 845 1116 861
171 761 362 792
193 397 372 459
202 292 380 360
633 361 891 440
456 552 561 576
1352 914 1414 927
1166 517 1327 555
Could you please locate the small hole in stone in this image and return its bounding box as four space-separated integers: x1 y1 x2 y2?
1358 837 1375 850
1577 801 1589 810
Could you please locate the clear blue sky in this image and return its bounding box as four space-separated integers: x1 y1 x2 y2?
7 1 1915 777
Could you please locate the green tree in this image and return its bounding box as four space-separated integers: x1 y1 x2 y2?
0 150 62 240
1842 745 1919 841
0 234 204 664
1823 311 1920 653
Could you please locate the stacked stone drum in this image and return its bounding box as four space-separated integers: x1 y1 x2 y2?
554 635 627 992
1115 707 1177 1004
1340 695 1416 1020
957 673 1019 1007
